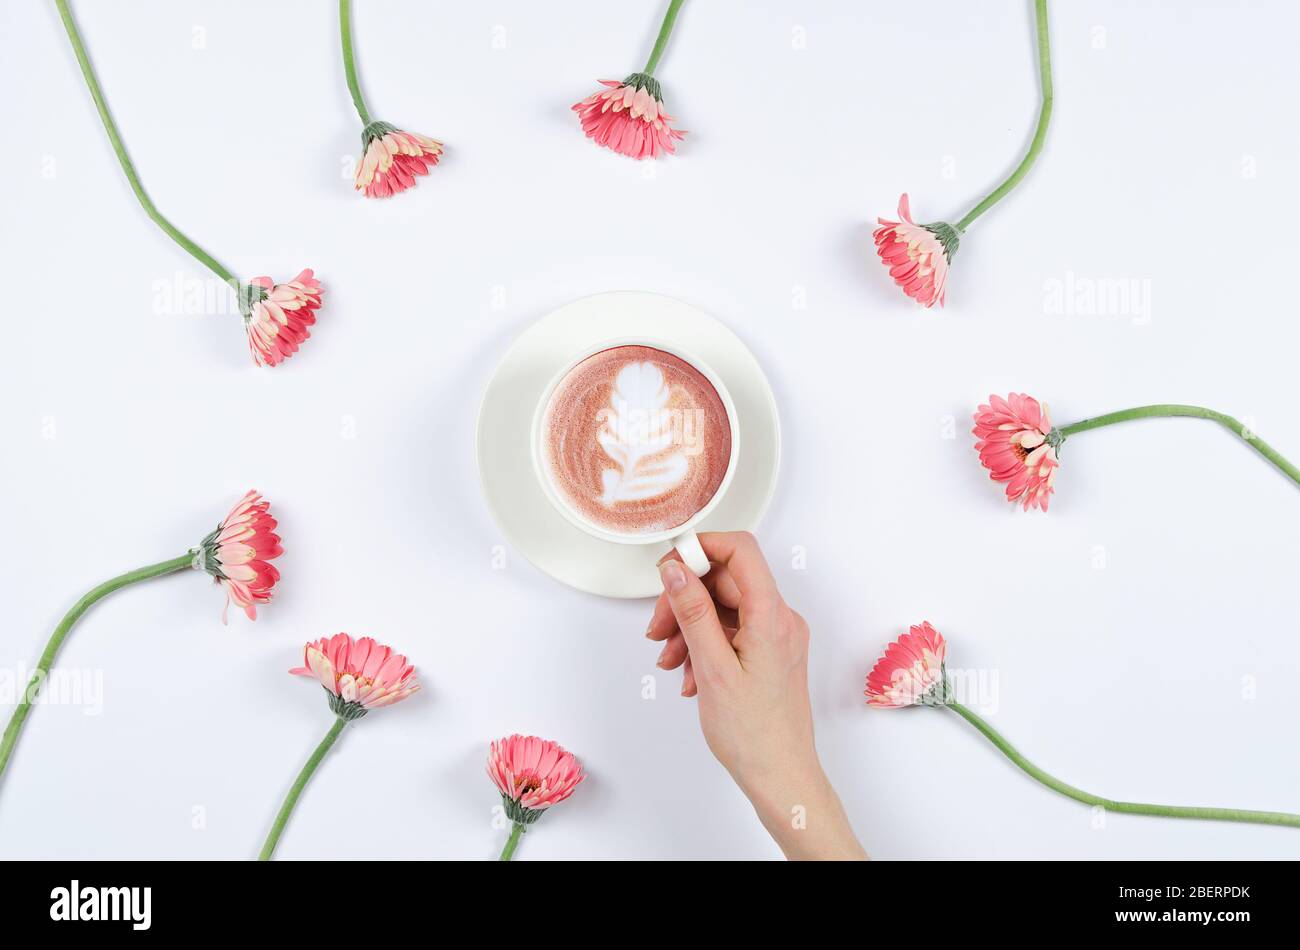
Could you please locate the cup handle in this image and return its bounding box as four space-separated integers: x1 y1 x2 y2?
672 530 711 577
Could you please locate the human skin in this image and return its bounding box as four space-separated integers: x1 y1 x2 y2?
647 532 867 860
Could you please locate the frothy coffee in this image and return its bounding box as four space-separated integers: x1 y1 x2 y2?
541 345 732 535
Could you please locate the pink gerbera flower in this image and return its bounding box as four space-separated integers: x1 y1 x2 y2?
488 734 586 825
196 490 282 623
240 270 323 368
263 632 421 859
865 622 950 708
973 393 1061 512
860 619 1300 834
873 194 961 308
291 632 420 720
355 122 443 198
572 74 685 160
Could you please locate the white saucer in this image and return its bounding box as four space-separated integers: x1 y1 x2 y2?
476 292 782 599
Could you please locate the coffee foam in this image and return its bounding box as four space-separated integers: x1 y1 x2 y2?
542 346 732 535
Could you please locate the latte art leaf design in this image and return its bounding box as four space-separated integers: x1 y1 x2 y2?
596 362 691 507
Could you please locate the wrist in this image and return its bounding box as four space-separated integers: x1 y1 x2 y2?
739 758 866 860
742 758 828 824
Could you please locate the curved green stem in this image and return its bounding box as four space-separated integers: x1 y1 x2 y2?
498 821 524 860
955 0 1053 232
0 553 194 782
947 702 1300 829
1058 404 1300 488
644 0 687 75
259 717 347 860
53 0 238 287
339 0 373 125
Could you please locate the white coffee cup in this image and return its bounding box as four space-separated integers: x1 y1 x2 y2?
531 339 740 576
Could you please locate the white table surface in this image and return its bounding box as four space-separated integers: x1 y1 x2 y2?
2 0 1298 859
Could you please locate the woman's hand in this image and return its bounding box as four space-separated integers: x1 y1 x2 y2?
647 532 866 860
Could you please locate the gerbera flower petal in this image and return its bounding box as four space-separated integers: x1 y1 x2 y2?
865 622 949 708
872 194 960 308
487 734 585 822
197 490 282 622
354 122 443 198
973 393 1060 512
572 75 685 160
290 633 420 717
242 270 323 368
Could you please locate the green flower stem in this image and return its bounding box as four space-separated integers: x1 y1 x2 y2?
259 717 348 860
53 0 239 287
947 701 1300 829
339 0 372 125
1058 404 1300 489
498 821 525 861
955 0 1053 232
0 553 194 783
643 0 687 75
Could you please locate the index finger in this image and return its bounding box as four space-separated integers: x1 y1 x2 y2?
696 532 781 608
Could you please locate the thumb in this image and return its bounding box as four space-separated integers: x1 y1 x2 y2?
658 560 738 682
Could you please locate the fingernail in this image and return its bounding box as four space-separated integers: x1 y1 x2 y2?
659 560 687 593
656 645 670 668
644 623 655 639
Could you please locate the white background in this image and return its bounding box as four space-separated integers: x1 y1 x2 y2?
2 0 1298 860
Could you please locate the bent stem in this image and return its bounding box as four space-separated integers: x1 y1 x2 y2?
643 0 687 75
955 0 1052 232
0 553 195 782
499 821 525 861
1058 404 1300 489
947 701 1300 829
259 717 348 860
339 0 373 125
53 0 238 287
